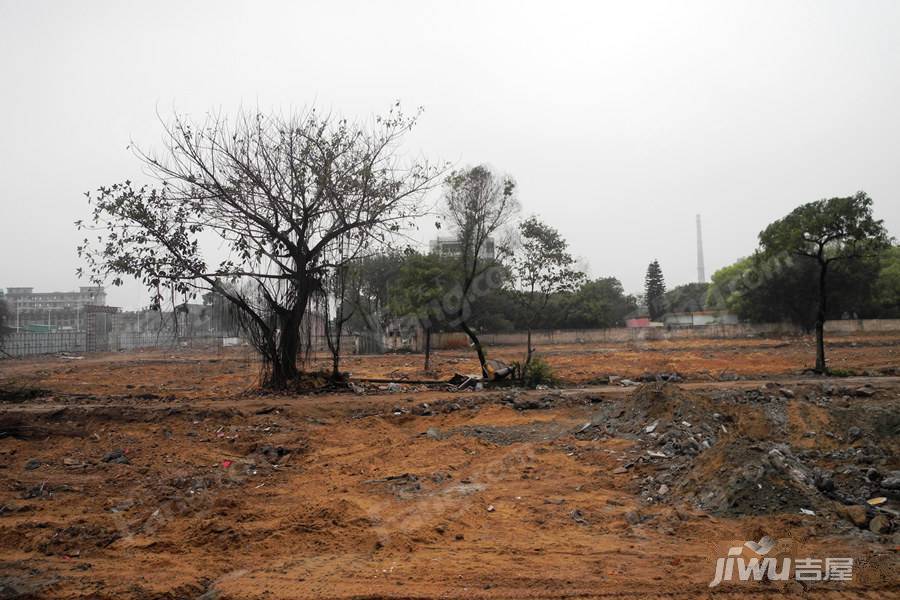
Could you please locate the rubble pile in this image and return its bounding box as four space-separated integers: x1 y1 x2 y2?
578 382 898 535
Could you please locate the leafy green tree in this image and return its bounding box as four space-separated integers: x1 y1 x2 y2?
758 192 891 372
708 251 886 329
346 251 405 334
511 216 584 365
464 287 520 332
707 255 818 329
644 260 666 320
873 245 900 317
551 277 637 329
662 282 709 314
388 252 455 370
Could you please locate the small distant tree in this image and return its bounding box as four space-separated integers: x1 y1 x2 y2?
662 282 708 314
759 192 891 372
644 260 666 320
553 277 637 329
389 252 453 371
442 165 519 377
511 216 583 365
874 246 900 317
321 234 359 381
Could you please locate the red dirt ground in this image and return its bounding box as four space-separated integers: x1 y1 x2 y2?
0 334 898 599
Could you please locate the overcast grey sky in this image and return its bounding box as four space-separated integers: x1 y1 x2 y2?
1 0 898 309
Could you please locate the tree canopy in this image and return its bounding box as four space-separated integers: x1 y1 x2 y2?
757 192 891 371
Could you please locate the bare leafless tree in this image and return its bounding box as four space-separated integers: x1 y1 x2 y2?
79 104 443 388
442 165 519 377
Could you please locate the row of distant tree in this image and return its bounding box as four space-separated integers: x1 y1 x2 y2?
78 106 593 385
77 104 894 383
641 242 900 327
350 192 896 373
333 253 639 335
639 193 894 371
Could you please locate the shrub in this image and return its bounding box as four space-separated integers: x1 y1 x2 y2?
521 356 556 388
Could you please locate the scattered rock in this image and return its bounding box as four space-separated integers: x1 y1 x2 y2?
24 458 41 471
835 503 869 527
511 396 552 410
813 470 835 492
869 514 892 534
570 509 588 525
22 483 50 499
880 476 900 490
101 449 129 464
625 510 641 525
847 426 863 442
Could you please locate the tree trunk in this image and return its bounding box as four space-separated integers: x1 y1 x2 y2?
459 319 488 377
270 290 309 388
331 320 343 381
267 350 288 389
525 327 533 366
424 326 432 372
277 312 302 385
815 260 828 373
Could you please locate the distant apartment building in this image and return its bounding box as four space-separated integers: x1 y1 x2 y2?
429 235 495 259
5 286 107 331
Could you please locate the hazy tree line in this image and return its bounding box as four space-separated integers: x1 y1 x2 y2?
343 252 637 335
651 246 900 325
705 245 900 325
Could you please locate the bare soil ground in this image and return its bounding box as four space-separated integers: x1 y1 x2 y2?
1 334 898 599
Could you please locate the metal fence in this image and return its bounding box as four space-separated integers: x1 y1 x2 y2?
0 331 229 358
1 330 384 359
2 331 87 357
